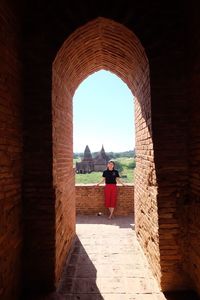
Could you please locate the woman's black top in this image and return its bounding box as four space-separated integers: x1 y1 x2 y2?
103 169 119 184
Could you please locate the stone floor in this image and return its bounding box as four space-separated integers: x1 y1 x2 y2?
29 215 200 300
57 214 164 300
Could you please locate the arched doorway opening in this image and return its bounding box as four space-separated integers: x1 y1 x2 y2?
52 17 159 287
73 70 135 216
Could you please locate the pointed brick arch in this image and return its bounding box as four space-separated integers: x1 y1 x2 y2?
52 17 160 287
53 17 148 96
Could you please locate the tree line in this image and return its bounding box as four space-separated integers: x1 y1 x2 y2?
73 149 135 159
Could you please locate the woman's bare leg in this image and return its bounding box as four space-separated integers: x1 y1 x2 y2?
108 207 114 219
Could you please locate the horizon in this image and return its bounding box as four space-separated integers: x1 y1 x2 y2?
73 147 135 154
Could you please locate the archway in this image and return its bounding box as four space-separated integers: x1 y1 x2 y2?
73 70 135 217
52 17 159 287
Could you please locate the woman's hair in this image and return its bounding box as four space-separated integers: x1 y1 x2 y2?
108 160 115 166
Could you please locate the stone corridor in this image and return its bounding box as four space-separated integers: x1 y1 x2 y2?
30 215 199 300
46 215 163 299
2 1 200 298
59 214 162 299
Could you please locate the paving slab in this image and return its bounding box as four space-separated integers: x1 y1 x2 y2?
28 215 200 300
57 214 164 299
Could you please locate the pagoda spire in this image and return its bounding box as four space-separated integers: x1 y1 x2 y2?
100 144 106 159
83 145 93 161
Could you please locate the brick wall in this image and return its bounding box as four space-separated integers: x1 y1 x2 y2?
52 66 76 285
76 185 134 216
0 2 23 299
133 47 161 286
22 22 56 297
21 2 200 297
149 6 190 289
53 17 161 290
134 91 161 286
187 3 200 294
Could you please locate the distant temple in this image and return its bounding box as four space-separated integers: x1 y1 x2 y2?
76 145 110 173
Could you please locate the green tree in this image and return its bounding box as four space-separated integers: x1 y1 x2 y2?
127 160 136 169
115 161 123 172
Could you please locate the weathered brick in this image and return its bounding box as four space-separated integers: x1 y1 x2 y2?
75 185 134 216
0 1 199 299
0 2 23 300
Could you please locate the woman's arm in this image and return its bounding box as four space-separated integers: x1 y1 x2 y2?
96 177 105 186
116 177 125 186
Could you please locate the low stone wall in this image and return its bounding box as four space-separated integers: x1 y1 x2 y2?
76 184 134 216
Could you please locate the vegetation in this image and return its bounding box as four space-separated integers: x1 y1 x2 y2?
74 155 135 184
73 150 135 160
75 172 103 184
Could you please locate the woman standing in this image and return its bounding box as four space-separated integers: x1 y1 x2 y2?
96 160 125 219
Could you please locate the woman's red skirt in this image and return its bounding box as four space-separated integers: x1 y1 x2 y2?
104 184 117 208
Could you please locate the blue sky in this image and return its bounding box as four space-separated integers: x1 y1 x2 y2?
73 70 135 153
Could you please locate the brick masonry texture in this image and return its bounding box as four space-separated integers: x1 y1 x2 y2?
52 16 162 293
149 11 191 291
75 185 134 216
0 1 200 299
52 69 76 286
187 4 200 294
0 2 23 300
22 40 56 298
